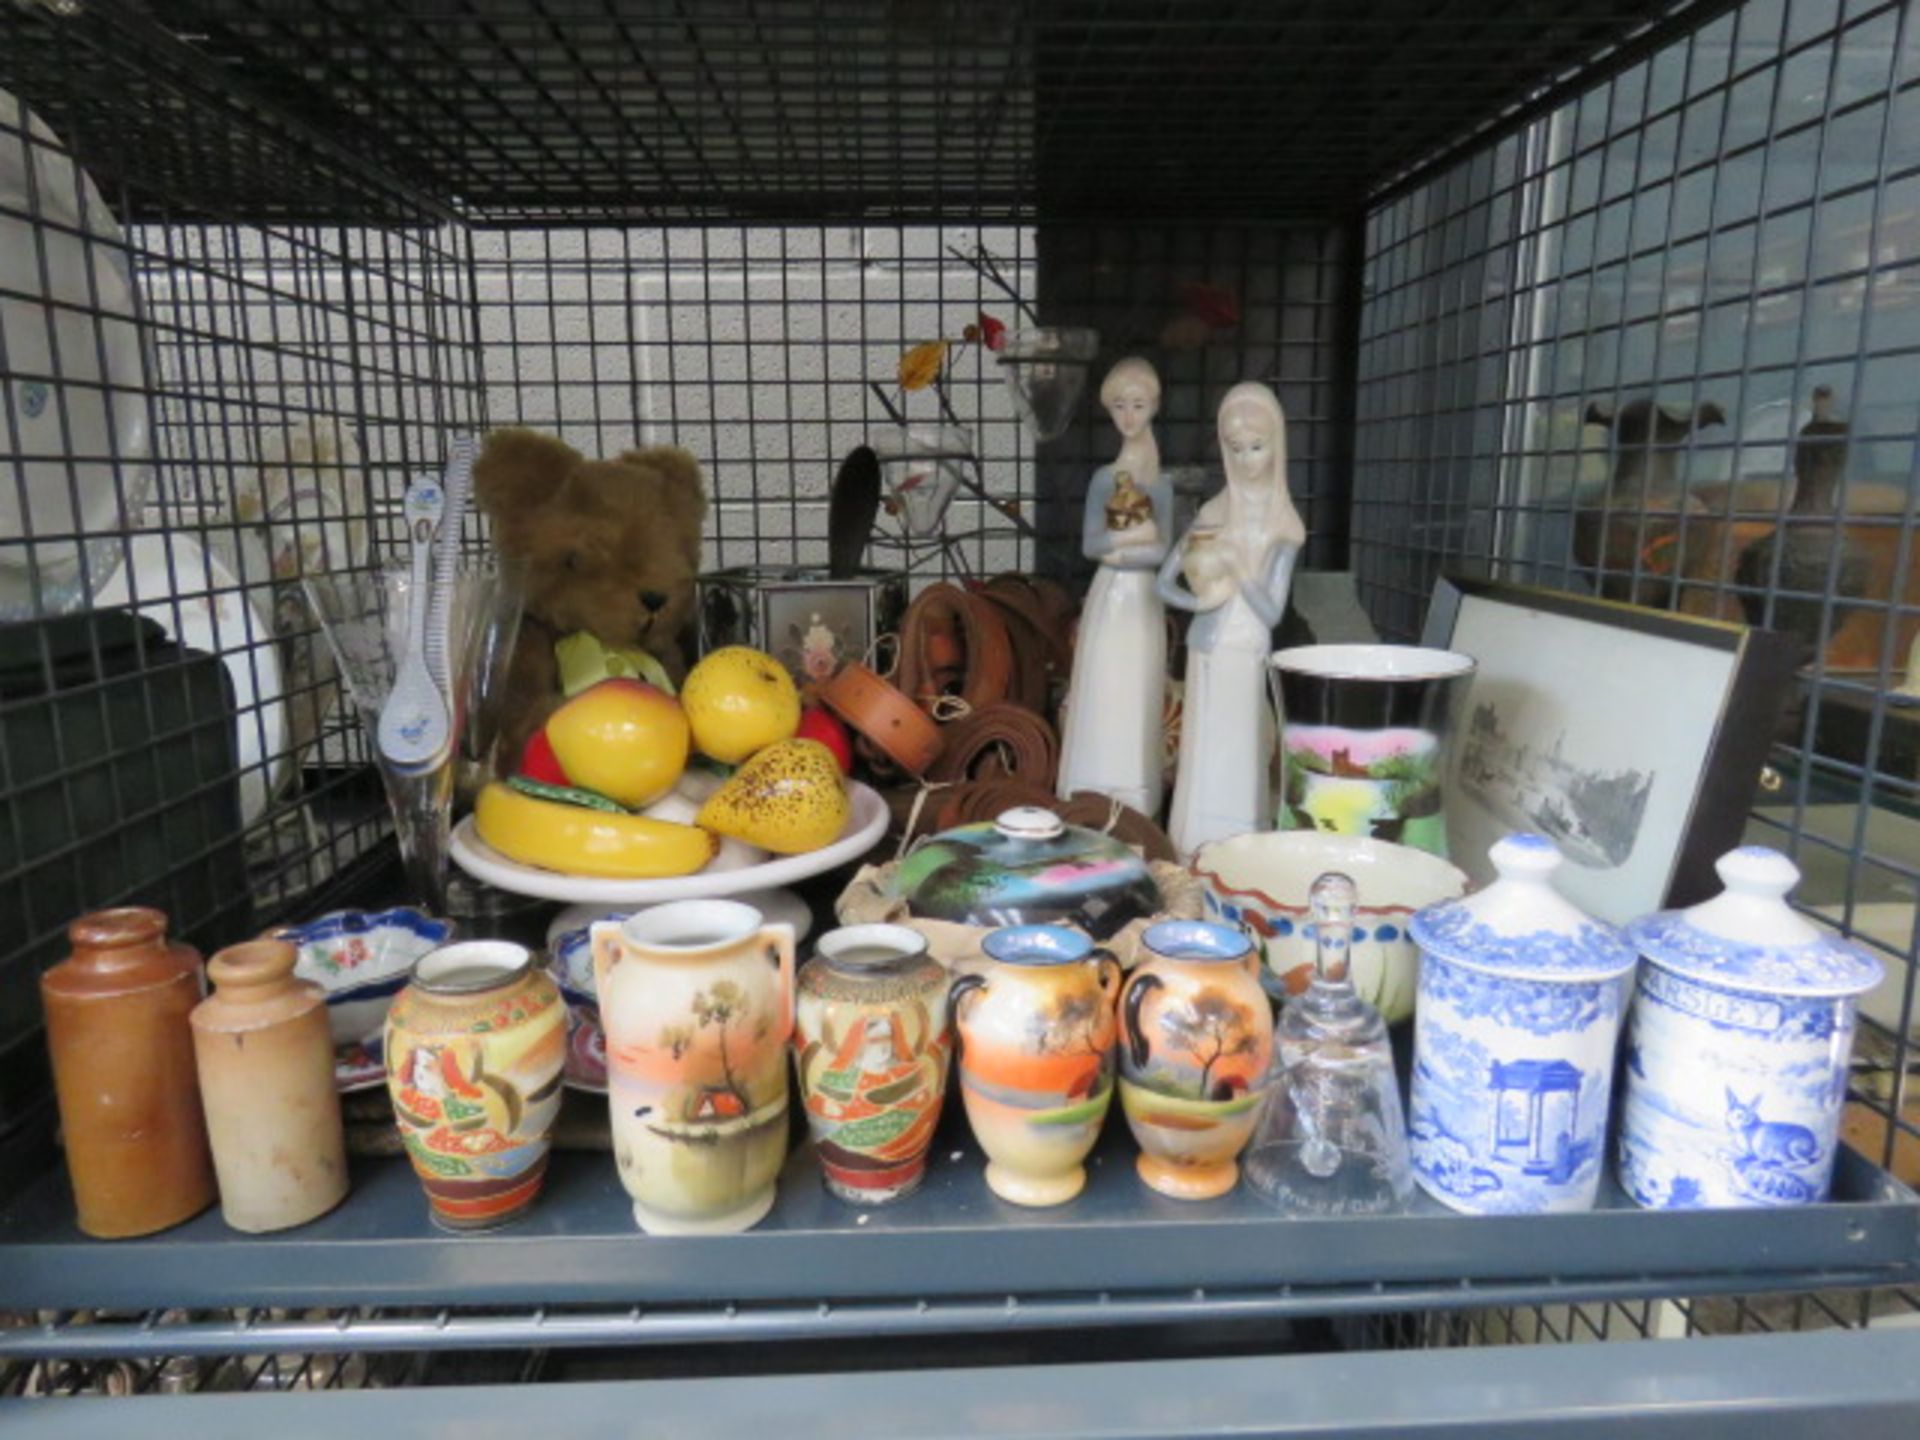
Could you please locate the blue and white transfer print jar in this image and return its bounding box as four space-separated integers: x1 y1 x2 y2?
1408 833 1637 1215
1618 847 1882 1210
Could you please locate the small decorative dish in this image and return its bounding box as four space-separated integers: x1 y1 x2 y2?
269 907 455 1091
548 923 611 1094
1193 830 1467 1023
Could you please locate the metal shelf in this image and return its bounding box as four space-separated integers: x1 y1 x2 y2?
7 1327 1920 1439
3 1115 1915 1321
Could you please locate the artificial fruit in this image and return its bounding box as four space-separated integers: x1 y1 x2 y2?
544 678 689 808
474 782 715 878
681 646 800 764
696 737 849 854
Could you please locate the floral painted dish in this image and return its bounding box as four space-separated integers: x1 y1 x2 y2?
1193 830 1466 1023
269 907 454 1091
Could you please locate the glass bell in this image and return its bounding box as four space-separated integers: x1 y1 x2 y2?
1243 871 1414 1215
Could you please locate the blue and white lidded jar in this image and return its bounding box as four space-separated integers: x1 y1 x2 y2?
1407 833 1637 1215
1617 846 1882 1210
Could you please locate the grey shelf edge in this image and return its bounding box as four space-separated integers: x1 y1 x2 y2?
3 1125 1917 1317
8 1328 1920 1440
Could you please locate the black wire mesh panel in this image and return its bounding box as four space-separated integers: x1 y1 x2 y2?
0 86 479 1146
7 0 1745 227
472 223 1036 578
1029 225 1354 580
1351 0 1920 1193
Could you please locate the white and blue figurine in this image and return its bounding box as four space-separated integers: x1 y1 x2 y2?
1406 832 1637 1215
1617 845 1882 1210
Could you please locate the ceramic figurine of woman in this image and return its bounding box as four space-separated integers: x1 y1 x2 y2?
1057 358 1174 814
1157 382 1304 857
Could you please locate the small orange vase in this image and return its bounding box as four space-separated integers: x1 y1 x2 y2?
41 907 215 1238
951 924 1120 1207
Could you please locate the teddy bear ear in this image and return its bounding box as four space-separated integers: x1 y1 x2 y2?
474 428 585 523
621 445 709 563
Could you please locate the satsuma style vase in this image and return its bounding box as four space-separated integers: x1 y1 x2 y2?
591 900 796 1235
952 924 1120 1207
1117 920 1274 1200
794 923 950 1204
384 941 566 1230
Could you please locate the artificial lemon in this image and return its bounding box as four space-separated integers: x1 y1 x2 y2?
696 738 849 854
680 646 800 764
474 781 715 878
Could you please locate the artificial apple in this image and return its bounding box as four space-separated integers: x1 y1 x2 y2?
517 728 571 787
794 705 853 775
543 678 689 808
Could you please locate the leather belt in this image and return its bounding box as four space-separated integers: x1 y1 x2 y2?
977 576 1067 712
895 582 1015 711
818 662 944 778
927 702 1059 787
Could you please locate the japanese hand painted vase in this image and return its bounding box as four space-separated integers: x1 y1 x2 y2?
591 900 796 1234
1407 833 1637 1214
1117 920 1273 1200
1270 645 1476 858
794 923 950 1204
1618 847 1882 1210
384 941 565 1230
951 924 1120 1207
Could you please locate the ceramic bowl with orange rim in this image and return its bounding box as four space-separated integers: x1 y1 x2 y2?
1191 832 1467 1023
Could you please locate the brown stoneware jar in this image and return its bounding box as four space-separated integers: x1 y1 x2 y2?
41 907 215 1237
192 939 349 1233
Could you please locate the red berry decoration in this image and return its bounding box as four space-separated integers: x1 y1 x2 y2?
794 706 854 775
518 727 572 787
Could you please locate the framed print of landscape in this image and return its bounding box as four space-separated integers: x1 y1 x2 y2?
1421 578 1795 924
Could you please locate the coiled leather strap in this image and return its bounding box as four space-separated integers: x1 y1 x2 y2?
895 582 1015 711
818 661 944 777
926 702 1059 787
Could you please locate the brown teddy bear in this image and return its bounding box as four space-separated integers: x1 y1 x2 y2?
475 428 707 763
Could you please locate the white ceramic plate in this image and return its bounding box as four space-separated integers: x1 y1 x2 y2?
450 781 890 903
94 530 288 824
0 91 150 617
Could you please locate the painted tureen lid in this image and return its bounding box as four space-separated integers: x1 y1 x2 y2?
886 806 1163 941
1623 846 1884 999
1409 833 1636 982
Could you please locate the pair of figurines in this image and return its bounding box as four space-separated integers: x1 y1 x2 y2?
1056 361 1303 857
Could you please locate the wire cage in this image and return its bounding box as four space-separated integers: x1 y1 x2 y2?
1 0 1918 1417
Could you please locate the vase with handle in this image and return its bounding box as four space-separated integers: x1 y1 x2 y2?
1117 920 1274 1200
951 924 1120 1207
591 899 796 1234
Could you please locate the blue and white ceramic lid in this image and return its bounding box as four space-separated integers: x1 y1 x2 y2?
1624 846 1883 999
1410 833 1636 983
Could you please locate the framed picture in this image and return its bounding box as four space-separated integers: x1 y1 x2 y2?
1421 577 1795 924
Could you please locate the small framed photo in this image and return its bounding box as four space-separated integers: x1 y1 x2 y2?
1421 577 1796 923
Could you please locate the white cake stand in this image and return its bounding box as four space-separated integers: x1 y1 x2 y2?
449 780 890 905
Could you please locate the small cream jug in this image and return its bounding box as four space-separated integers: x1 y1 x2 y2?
591 900 796 1235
